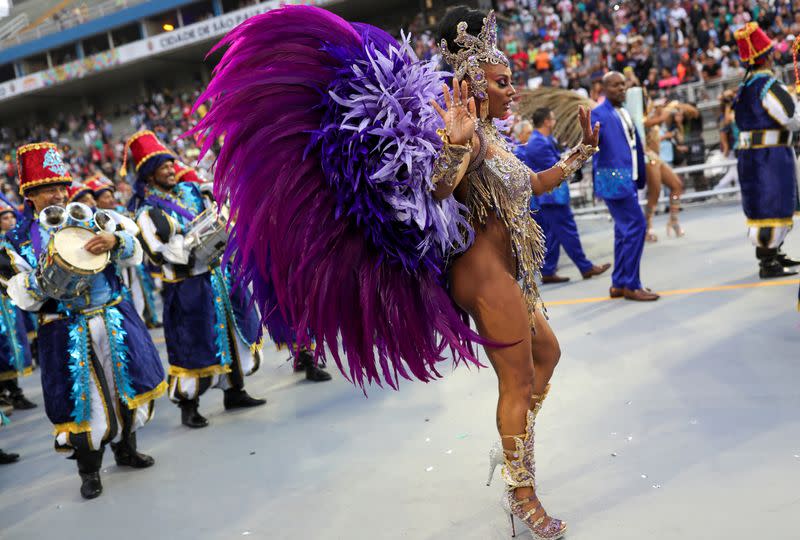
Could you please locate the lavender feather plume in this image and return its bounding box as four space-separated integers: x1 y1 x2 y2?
192 5 481 390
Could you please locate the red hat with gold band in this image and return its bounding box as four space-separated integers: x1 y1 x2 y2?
735 22 774 65
0 200 15 217
85 172 115 196
67 181 93 203
16 142 72 196
174 160 203 184
119 130 175 177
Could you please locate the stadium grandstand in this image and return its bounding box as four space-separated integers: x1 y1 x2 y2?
0 0 474 123
0 0 793 202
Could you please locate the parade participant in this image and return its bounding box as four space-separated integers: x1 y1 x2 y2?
87 174 161 327
0 202 36 411
0 409 19 464
517 107 610 283
591 72 659 301
124 131 265 429
642 99 686 241
0 142 167 499
194 6 600 538
265 310 331 382
732 22 799 278
173 160 204 184
66 181 96 207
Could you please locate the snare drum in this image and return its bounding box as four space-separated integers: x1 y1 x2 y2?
184 208 228 264
38 226 110 300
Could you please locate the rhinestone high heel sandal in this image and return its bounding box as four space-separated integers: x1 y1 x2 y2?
502 490 567 539
666 195 684 238
487 385 551 486
499 401 566 539
488 441 504 486
644 206 658 243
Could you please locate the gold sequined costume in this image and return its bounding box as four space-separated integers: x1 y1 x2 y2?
461 120 547 325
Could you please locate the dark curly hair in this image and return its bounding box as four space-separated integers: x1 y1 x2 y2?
437 6 487 61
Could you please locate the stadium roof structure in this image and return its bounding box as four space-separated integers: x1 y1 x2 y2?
0 0 417 119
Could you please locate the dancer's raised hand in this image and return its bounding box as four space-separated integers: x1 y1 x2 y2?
431 78 477 146
578 106 600 147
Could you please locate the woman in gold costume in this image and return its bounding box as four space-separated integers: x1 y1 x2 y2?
430 7 599 539
643 99 687 241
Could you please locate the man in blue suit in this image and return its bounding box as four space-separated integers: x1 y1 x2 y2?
517 107 610 283
590 72 659 301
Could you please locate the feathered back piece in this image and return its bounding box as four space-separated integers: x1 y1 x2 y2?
191 5 482 391
517 87 596 146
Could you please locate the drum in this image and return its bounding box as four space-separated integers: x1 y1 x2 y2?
38 226 110 300
184 207 228 264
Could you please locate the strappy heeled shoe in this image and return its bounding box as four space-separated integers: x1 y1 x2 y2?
487 385 551 486
644 206 658 243
500 409 567 539
502 491 567 539
666 195 685 238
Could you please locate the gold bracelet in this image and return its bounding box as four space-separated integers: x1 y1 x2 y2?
432 138 472 188
555 143 598 179
436 128 472 148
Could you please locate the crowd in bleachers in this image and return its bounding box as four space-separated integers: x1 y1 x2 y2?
0 87 211 206
412 0 796 95
5 0 798 204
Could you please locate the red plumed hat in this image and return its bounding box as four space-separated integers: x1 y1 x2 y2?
85 172 114 196
735 22 773 65
173 160 202 184
119 130 175 177
67 181 93 203
16 142 72 196
0 200 15 216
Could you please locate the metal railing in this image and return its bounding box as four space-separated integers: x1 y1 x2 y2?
0 13 29 41
668 65 796 109
572 159 740 217
2 0 149 48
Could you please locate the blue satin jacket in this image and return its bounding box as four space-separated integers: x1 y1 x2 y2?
590 100 647 200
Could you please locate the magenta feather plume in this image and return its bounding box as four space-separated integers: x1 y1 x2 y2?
191 5 482 390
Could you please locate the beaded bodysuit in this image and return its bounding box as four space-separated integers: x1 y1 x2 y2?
463 120 546 326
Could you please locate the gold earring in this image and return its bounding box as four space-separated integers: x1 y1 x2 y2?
479 100 489 120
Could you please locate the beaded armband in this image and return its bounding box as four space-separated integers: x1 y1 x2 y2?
555 143 598 179
432 130 472 188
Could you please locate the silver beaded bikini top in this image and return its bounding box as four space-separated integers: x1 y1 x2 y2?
464 120 546 324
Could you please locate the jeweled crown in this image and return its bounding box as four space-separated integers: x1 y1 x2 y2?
440 10 509 102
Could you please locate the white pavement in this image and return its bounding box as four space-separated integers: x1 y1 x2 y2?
1 201 799 540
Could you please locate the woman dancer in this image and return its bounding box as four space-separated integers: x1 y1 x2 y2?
644 99 685 241
433 8 599 538
193 6 596 539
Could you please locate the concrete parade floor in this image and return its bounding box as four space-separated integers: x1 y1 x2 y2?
1 201 798 540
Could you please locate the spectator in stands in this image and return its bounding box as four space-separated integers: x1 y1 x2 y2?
655 35 679 74
714 89 740 192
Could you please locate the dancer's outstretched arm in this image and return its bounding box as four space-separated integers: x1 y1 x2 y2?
528 106 599 196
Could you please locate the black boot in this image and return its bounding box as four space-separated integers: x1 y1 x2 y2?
76 450 104 500
757 247 799 278
777 250 800 267
223 388 266 410
179 399 209 428
0 449 19 464
294 350 332 382
6 380 36 410
111 431 155 468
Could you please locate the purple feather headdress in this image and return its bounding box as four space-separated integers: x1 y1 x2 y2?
191 5 482 390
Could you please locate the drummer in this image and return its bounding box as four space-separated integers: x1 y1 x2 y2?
0 142 167 500
0 201 37 411
124 131 265 429
87 174 161 328
173 158 330 383
66 181 96 208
